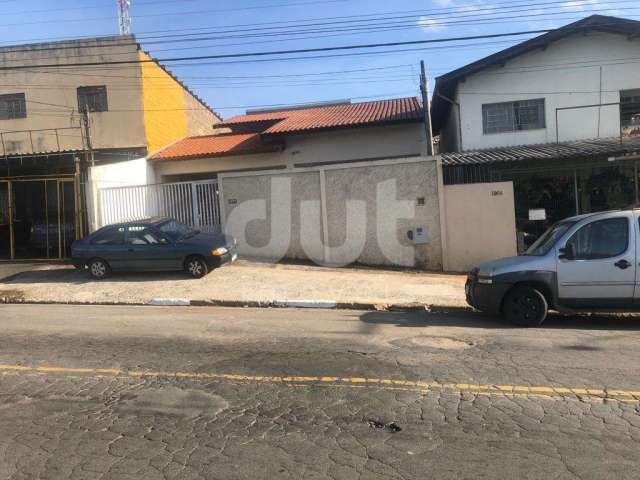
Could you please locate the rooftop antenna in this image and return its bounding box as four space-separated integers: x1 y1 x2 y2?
118 0 132 35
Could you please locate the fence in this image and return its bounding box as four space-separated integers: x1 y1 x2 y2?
97 180 221 232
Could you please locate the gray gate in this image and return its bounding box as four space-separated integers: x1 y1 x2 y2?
98 180 221 232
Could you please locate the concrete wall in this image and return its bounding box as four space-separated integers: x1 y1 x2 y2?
443 181 517 272
87 157 156 232
138 52 220 155
152 123 426 179
444 32 640 151
219 157 442 270
0 36 147 154
0 36 220 157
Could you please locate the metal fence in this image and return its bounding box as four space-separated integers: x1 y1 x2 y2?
98 180 221 232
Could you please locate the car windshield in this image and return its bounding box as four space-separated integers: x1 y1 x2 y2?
157 220 198 240
525 220 577 256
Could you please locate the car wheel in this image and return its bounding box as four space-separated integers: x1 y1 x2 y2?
88 258 111 280
502 286 548 327
185 256 208 279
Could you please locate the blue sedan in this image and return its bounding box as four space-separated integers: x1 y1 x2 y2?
71 217 237 279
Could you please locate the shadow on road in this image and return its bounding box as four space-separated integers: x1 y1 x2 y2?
2 268 191 285
358 310 640 332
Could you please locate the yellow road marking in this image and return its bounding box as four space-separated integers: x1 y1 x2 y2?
0 363 637 401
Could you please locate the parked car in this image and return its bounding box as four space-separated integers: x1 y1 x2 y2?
71 217 237 279
466 209 639 327
30 222 75 252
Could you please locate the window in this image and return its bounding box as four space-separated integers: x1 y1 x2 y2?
525 220 577 256
127 226 167 245
158 219 197 240
565 217 628 260
91 226 125 245
621 89 640 138
0 93 26 120
77 86 108 112
482 98 545 134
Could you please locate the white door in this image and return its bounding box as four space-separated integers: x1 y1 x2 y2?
557 213 635 306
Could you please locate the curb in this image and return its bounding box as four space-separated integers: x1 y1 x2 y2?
0 296 472 314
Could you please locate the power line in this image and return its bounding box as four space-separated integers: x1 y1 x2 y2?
0 0 609 47
0 29 556 71
0 0 351 29
134 0 634 44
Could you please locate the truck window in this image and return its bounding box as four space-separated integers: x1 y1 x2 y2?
525 220 576 256
565 217 629 260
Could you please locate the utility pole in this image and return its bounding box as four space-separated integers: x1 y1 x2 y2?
81 104 94 168
80 104 94 238
420 60 435 156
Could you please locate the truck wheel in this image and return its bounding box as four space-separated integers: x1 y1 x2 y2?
502 286 548 327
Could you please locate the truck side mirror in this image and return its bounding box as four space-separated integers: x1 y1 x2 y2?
559 244 575 260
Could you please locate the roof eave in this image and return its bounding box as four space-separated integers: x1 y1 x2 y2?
262 116 424 136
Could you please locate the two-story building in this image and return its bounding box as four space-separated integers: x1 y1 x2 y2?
0 35 219 260
432 15 640 249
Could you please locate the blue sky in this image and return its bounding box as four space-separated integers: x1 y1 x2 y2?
0 0 632 117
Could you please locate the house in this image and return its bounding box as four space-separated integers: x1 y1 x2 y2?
93 97 446 270
0 35 220 259
431 15 640 251
148 97 429 181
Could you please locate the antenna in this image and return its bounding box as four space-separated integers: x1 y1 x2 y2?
118 0 132 35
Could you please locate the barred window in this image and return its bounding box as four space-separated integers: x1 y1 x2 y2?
77 86 108 113
0 93 26 120
482 98 545 134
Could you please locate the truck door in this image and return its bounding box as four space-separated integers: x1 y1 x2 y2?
634 211 640 304
557 213 635 307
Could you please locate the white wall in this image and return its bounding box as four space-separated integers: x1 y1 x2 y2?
152 123 426 179
87 157 155 232
443 182 517 272
453 32 640 151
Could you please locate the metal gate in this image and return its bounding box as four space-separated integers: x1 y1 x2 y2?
98 180 221 232
0 177 80 260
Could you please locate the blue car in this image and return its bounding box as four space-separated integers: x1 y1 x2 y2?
71 217 237 279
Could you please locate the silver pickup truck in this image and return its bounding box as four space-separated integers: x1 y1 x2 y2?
466 209 638 326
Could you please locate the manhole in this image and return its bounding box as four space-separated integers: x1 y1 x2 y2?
117 387 228 417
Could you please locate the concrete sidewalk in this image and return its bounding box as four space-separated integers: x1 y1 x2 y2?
0 260 468 309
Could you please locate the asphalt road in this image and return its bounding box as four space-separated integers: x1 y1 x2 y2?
1 305 640 479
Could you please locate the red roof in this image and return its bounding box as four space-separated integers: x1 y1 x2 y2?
150 133 278 161
221 97 423 134
149 97 423 162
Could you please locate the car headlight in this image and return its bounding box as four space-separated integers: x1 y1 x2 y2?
211 247 228 256
477 276 493 284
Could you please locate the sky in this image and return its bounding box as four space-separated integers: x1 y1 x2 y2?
0 0 632 118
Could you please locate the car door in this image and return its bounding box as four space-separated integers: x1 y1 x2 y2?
556 213 635 307
89 226 128 270
125 226 177 271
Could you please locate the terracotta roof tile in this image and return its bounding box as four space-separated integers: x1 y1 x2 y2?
220 97 423 134
149 133 276 161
